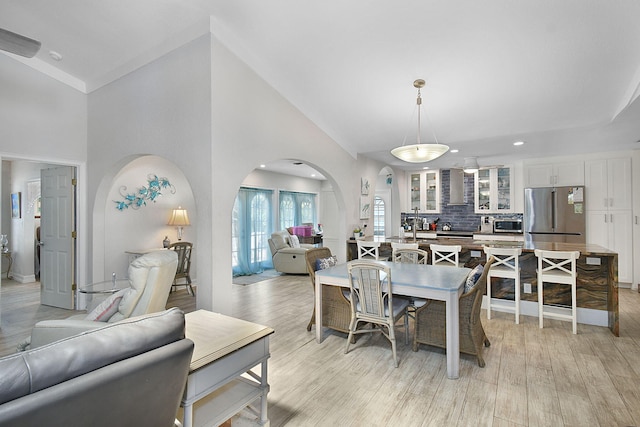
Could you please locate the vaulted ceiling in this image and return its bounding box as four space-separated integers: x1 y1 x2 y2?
2 1 640 171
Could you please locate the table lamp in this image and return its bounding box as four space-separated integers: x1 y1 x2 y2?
167 206 190 240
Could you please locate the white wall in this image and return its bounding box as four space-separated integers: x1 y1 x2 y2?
0 55 88 288
87 35 212 307
103 155 196 280
0 56 87 161
209 35 359 313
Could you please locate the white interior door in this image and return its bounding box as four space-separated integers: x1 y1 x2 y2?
40 166 76 309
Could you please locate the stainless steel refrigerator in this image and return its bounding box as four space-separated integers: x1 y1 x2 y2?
524 186 585 245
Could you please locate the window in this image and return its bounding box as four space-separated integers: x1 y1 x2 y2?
232 187 273 276
373 196 385 236
279 191 317 229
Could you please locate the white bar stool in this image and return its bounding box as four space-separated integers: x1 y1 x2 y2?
483 246 522 324
356 240 386 260
429 244 461 267
534 249 581 334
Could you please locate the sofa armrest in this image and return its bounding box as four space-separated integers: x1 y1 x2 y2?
300 244 315 250
30 319 105 348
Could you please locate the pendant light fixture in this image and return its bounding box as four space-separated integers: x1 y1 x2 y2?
390 79 449 163
463 157 479 173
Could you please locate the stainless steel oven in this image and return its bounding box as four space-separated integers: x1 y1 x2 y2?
493 219 522 233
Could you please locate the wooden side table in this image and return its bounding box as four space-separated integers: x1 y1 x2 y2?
179 310 274 427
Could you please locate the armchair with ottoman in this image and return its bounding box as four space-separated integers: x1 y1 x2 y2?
0 308 194 427
268 229 314 274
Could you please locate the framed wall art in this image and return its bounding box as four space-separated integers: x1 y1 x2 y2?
360 178 369 195
11 192 21 219
359 196 371 219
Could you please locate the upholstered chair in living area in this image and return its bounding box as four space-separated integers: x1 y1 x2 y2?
268 229 314 274
305 247 354 340
27 250 179 349
413 258 494 367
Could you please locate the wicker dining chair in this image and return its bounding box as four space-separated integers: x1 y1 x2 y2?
345 260 410 368
412 257 495 367
305 248 353 337
392 248 429 264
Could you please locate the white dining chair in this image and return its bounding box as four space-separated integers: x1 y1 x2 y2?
345 260 410 367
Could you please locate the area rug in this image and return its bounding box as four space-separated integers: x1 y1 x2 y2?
232 269 284 286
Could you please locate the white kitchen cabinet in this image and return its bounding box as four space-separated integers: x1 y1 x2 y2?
584 157 633 284
474 167 513 213
408 170 440 213
586 210 633 283
585 158 632 211
524 161 584 187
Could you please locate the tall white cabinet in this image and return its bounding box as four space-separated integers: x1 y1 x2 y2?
585 158 633 283
408 170 440 213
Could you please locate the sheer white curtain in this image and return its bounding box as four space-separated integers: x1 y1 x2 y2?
232 187 273 276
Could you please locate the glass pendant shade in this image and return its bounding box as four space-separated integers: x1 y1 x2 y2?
391 79 449 163
390 142 450 163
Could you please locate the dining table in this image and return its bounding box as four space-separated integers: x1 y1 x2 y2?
314 261 471 379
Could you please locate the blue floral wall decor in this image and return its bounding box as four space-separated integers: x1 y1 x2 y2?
114 174 176 210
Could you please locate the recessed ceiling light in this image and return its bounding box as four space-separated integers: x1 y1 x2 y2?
49 50 63 61
311 174 316 177
450 149 459 153
422 166 430 170
513 141 525 146
259 164 266 168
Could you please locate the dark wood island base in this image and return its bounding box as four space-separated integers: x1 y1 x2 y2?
347 237 619 336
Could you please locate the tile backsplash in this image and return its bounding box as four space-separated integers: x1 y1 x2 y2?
401 169 522 231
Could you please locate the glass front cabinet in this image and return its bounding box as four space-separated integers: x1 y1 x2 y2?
408 170 440 213
474 167 513 213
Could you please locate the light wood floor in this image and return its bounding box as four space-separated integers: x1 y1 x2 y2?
3 276 640 426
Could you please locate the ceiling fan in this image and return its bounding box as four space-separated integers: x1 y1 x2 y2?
0 28 41 58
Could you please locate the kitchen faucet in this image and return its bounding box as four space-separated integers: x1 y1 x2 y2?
413 207 419 242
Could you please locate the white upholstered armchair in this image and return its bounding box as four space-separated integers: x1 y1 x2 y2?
27 250 178 349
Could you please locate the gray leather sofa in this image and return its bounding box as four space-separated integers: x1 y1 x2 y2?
0 308 194 427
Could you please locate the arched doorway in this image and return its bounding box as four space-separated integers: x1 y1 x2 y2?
92 155 196 288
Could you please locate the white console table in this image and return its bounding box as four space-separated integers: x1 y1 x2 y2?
180 310 274 427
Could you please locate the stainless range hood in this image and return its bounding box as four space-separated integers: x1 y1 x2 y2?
448 169 466 205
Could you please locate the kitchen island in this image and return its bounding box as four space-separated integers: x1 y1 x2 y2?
347 236 619 335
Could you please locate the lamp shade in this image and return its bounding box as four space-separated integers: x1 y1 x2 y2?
168 207 190 226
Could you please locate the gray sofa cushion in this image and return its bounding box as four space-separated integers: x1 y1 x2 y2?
0 308 186 405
